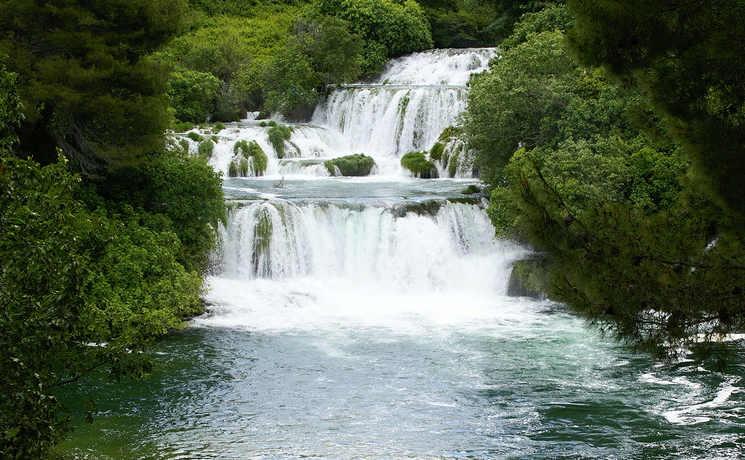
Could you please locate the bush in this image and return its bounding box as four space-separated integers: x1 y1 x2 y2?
461 184 481 194
173 121 195 133
267 124 293 158
186 131 203 142
324 154 375 176
401 151 438 178
198 139 214 159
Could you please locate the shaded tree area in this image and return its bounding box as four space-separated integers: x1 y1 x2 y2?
466 3 745 360
567 0 745 221
0 2 225 457
0 0 183 172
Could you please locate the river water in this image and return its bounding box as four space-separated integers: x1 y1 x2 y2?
61 49 745 459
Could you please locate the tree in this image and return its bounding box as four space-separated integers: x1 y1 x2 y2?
567 0 745 221
0 152 206 458
167 67 221 123
313 0 434 74
464 6 745 360
0 0 184 172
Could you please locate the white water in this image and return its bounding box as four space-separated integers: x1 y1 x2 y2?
199 48 496 178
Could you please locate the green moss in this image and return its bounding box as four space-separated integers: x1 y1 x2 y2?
324 154 376 176
187 131 203 142
252 207 273 275
461 184 481 195
239 157 249 176
213 121 225 133
197 139 214 159
438 125 460 143
228 159 238 177
448 151 460 177
401 151 438 179
234 139 250 157
249 141 268 176
267 124 292 158
430 142 445 161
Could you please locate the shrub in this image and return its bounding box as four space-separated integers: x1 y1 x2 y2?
267 124 293 158
324 154 375 176
198 139 214 159
401 151 438 178
187 132 203 142
461 184 481 194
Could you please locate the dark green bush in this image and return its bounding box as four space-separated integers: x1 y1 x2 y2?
401 151 438 178
324 154 375 176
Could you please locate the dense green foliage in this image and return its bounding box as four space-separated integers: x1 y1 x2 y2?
324 154 376 176
0 152 211 458
0 0 183 171
0 3 226 456
313 0 433 73
159 0 438 121
567 0 745 220
168 68 221 123
466 3 745 359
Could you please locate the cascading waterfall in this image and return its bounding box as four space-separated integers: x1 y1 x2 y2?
204 48 496 178
217 200 520 293
62 47 745 460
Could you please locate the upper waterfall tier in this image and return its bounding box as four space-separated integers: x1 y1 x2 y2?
312 48 496 159
374 48 497 86
201 48 497 178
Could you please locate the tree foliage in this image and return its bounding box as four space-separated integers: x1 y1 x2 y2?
567 0 745 220
0 153 207 458
463 5 745 359
0 0 184 171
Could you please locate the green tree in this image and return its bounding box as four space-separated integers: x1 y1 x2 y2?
567 0 745 220
313 0 433 74
0 153 205 458
465 29 581 184
100 152 226 274
465 6 745 359
167 67 221 123
0 0 185 172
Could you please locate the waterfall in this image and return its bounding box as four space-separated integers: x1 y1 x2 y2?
200 47 519 330
203 48 496 178
217 200 521 294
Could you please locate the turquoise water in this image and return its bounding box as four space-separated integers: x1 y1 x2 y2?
60 177 745 460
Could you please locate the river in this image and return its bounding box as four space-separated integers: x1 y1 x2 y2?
60 49 745 459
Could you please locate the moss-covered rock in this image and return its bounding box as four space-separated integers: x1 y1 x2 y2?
507 257 550 299
324 154 376 176
267 124 292 158
198 139 214 159
429 142 445 161
250 141 268 176
401 151 438 178
186 131 203 142
230 140 267 176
